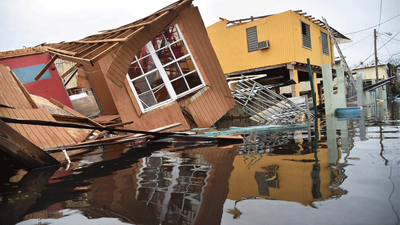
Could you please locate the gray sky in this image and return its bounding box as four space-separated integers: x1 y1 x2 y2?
0 0 399 68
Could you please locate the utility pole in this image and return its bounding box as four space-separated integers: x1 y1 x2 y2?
374 29 379 81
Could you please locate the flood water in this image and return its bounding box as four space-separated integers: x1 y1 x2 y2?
0 99 399 225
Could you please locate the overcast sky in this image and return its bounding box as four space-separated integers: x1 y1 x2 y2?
0 0 399 68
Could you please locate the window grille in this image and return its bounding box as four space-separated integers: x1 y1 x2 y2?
301 22 311 49
321 31 329 55
246 26 259 52
126 24 205 113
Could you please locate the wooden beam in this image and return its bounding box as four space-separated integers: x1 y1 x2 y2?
96 21 152 36
47 47 78 56
73 38 127 44
105 121 133 128
0 117 181 136
34 55 58 81
51 114 91 124
0 119 60 169
90 42 122 63
8 69 39 109
60 64 79 78
56 53 92 66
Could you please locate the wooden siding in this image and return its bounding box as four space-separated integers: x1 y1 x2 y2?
207 10 335 75
0 108 76 149
177 6 236 127
0 64 33 109
97 4 233 131
85 62 118 115
291 11 334 66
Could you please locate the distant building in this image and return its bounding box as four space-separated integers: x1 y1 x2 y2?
207 10 350 100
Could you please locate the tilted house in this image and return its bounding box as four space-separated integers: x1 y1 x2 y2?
207 10 350 101
45 0 235 132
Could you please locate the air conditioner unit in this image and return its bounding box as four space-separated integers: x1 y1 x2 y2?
258 40 270 50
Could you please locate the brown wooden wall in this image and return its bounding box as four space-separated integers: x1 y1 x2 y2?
85 63 118 115
177 6 236 127
99 4 234 131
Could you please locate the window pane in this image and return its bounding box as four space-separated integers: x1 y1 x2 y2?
128 61 142 79
152 33 166 51
147 71 164 89
164 62 182 80
185 71 202 89
153 84 170 103
156 46 175 65
139 55 156 73
178 56 195 74
139 92 156 109
165 25 181 43
133 77 149 94
171 77 189 95
170 41 187 59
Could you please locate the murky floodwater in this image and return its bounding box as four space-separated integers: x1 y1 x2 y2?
1 100 399 225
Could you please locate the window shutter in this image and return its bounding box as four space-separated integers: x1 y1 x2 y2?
246 26 259 52
301 22 311 49
321 31 329 55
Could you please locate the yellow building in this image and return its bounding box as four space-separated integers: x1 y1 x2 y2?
207 10 350 98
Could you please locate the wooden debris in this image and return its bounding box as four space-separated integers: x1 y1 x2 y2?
0 120 59 169
92 115 121 124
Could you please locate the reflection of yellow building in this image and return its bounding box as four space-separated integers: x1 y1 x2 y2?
228 147 343 206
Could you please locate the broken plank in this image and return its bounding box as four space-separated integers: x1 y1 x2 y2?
92 115 121 124
0 117 181 136
105 121 133 128
34 55 59 81
0 119 60 169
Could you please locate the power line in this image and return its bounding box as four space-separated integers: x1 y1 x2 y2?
354 30 400 68
345 14 400 35
377 0 383 32
342 35 373 50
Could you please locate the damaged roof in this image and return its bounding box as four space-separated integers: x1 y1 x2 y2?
46 0 192 66
220 9 351 44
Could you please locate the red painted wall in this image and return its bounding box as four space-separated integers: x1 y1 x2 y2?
0 53 73 108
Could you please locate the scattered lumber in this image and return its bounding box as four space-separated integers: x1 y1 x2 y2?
92 115 121 124
0 117 181 137
0 120 60 169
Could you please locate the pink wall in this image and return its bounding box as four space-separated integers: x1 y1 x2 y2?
0 53 73 108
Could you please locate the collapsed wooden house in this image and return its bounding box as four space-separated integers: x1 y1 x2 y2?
43 0 235 132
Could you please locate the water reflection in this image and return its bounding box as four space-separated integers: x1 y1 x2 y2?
0 100 399 225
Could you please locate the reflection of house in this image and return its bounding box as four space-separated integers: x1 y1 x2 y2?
0 47 73 108
207 10 350 100
70 144 237 225
227 146 345 206
45 0 235 131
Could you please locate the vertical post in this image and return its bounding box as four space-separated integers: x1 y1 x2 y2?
336 67 347 108
322 64 334 115
307 59 318 115
289 69 300 97
356 73 364 107
374 29 379 81
312 72 319 105
82 65 105 116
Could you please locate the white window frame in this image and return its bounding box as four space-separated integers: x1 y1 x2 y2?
126 24 206 113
